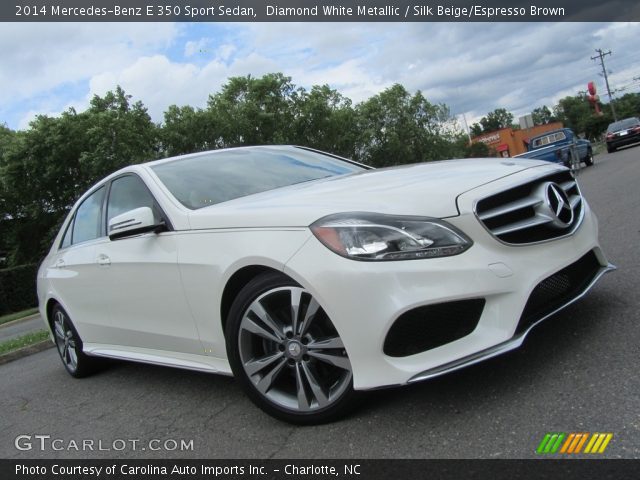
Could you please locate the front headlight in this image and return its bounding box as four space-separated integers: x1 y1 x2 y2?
310 212 472 261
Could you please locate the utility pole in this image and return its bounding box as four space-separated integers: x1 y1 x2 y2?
461 112 472 144
591 49 617 121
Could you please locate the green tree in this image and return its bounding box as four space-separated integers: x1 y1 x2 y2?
80 86 158 179
583 113 612 141
532 105 553 125
469 123 484 137
479 108 514 132
0 87 157 264
611 92 640 119
161 105 218 156
207 73 296 146
553 94 592 134
290 84 358 157
354 84 457 167
464 140 494 158
0 113 88 264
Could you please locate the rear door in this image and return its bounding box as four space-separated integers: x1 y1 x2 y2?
47 185 111 341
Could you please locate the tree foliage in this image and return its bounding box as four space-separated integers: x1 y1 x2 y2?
290 85 358 157
207 73 296 146
9 75 634 266
355 84 457 167
612 93 640 120
162 105 216 156
531 105 554 125
1 87 157 265
553 94 592 134
470 108 515 135
480 108 514 132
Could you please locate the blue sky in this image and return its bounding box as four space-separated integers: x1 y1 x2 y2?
1 22 639 131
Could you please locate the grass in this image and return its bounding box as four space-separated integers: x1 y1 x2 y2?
0 307 38 326
0 329 50 356
592 141 606 156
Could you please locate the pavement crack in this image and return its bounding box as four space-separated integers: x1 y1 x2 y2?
267 426 296 459
18 396 30 412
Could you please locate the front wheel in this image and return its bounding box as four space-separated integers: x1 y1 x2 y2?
226 272 360 424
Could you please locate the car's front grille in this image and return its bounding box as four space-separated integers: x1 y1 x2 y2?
516 250 602 335
383 299 485 357
475 171 583 244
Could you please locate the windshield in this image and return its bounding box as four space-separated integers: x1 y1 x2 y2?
608 118 640 132
151 147 366 209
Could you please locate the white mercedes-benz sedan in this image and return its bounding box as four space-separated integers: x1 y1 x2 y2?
38 146 614 423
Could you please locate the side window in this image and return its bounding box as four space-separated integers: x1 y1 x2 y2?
107 175 161 227
72 186 106 244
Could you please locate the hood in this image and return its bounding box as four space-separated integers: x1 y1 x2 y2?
187 157 547 229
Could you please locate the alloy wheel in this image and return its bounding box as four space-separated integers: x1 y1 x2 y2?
53 309 79 373
237 286 352 413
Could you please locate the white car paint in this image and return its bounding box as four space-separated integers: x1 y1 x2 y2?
37 146 613 412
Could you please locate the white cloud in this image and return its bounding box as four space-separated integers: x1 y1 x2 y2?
184 38 211 57
217 43 237 61
88 55 226 121
0 23 179 105
2 22 640 130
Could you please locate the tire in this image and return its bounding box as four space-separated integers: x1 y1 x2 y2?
607 144 615 154
584 149 594 166
225 272 360 424
51 305 98 378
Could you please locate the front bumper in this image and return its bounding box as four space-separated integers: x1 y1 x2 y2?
407 256 614 384
284 189 611 391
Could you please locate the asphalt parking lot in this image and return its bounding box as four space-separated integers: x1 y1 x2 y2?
1 145 638 459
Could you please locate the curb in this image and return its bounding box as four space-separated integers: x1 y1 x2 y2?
0 339 54 366
0 312 41 329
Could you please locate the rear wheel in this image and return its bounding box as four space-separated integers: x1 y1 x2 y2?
607 144 615 153
51 305 98 378
226 272 359 424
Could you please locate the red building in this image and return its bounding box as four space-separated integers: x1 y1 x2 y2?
472 122 564 157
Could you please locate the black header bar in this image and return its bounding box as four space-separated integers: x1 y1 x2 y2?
5 0 640 22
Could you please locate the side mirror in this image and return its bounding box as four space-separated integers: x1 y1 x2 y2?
108 207 165 240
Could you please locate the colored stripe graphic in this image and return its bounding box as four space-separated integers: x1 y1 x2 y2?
536 433 565 454
536 434 552 454
585 433 613 454
568 433 584 453
550 433 565 453
574 433 589 453
584 433 599 453
560 433 575 453
538 433 613 454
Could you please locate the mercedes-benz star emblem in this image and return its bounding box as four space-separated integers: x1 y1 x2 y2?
287 341 302 358
536 181 574 229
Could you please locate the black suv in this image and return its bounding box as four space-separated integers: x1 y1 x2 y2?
606 117 640 153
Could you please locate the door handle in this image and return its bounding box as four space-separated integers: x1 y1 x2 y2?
55 258 65 269
97 254 111 266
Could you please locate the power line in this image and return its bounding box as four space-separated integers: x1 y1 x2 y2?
591 49 617 120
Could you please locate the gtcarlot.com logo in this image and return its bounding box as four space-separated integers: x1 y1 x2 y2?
14 435 194 452
536 432 613 455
